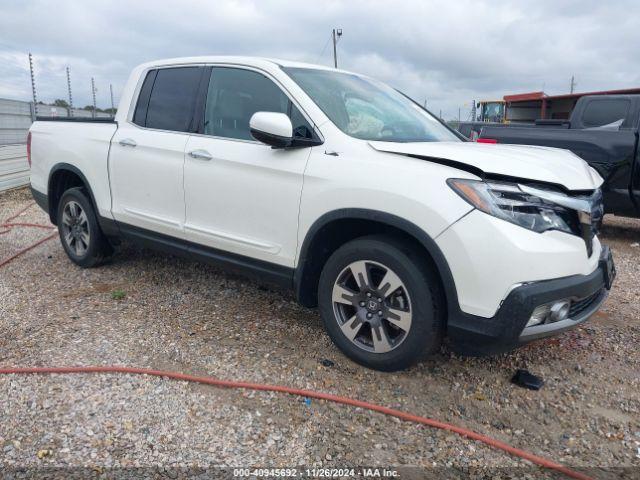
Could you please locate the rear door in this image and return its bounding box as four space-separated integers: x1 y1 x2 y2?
183 66 319 267
109 66 205 238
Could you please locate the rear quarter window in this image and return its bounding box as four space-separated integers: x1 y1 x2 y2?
132 70 157 126
581 99 631 128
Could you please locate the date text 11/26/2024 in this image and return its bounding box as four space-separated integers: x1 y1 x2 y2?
233 467 399 477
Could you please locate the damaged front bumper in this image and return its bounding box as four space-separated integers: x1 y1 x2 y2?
448 246 615 356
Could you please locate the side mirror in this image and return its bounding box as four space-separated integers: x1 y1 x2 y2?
250 112 293 148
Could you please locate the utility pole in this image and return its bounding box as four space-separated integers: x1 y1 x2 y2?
332 28 342 68
66 66 73 117
424 99 427 109
91 77 97 118
458 107 461 123
439 109 442 120
470 99 477 121
28 52 38 118
570 75 577 94
109 83 115 116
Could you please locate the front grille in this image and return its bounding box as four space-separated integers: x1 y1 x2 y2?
568 288 603 318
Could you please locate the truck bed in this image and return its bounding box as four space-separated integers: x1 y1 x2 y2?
29 119 118 220
35 116 115 123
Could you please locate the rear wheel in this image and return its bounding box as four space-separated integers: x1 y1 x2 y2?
318 235 442 371
57 187 111 268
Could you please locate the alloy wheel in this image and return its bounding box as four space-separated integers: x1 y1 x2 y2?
331 260 412 354
60 200 90 257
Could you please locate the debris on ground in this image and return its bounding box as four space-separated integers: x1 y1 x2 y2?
511 369 544 390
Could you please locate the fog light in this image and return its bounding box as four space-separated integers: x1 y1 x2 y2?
526 304 551 327
549 300 571 322
526 299 572 327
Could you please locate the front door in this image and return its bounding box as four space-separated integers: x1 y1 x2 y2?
183 66 318 267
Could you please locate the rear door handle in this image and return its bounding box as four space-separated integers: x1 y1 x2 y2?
119 138 137 147
188 149 213 161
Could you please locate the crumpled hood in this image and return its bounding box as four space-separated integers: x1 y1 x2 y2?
369 141 603 191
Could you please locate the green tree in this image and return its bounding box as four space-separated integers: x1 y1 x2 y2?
53 99 69 108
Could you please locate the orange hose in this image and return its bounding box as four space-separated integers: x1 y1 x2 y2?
1 222 55 230
0 231 57 268
4 202 35 223
1 222 52 235
0 366 593 480
0 203 57 267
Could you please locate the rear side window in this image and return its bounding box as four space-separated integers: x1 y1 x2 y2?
202 67 315 141
133 67 203 132
581 99 631 128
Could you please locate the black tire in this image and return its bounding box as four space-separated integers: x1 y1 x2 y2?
318 235 442 371
56 187 112 268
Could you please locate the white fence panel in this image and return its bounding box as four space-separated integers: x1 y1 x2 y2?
0 97 114 146
0 144 29 192
0 98 33 145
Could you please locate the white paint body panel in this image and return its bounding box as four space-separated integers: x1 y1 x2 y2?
29 55 605 321
28 121 117 219
109 124 189 238
298 137 475 243
435 210 601 317
369 141 604 191
183 135 310 266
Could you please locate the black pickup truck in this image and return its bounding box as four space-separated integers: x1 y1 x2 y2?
478 95 640 218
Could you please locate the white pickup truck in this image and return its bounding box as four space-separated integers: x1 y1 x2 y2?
28 56 615 371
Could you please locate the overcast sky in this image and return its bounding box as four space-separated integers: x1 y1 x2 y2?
1 0 639 120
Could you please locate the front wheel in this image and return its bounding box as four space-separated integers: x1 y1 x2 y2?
318 235 442 371
57 187 111 268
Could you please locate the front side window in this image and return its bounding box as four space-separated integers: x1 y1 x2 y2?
283 67 460 143
203 67 315 141
142 67 202 132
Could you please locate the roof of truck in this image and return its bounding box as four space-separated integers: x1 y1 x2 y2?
138 56 353 74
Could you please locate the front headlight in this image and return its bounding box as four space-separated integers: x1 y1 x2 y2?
447 179 577 234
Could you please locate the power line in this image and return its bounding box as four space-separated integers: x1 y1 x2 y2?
315 34 332 64
0 52 31 73
0 40 26 52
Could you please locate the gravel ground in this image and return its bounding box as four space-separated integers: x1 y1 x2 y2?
0 186 639 478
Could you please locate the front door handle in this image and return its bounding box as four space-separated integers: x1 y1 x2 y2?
119 138 137 147
188 149 213 161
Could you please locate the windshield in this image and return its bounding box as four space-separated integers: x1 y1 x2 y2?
283 67 460 143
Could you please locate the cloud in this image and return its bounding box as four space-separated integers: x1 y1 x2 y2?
0 0 638 119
